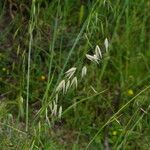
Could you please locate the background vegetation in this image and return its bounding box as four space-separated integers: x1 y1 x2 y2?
0 0 150 149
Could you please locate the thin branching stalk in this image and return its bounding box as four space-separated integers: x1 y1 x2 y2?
26 0 35 132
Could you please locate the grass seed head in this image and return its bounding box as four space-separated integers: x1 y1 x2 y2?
65 80 70 93
95 45 102 59
86 54 99 64
81 66 87 78
53 103 57 116
65 67 76 79
51 101 57 116
56 79 66 94
58 106 62 118
104 38 109 53
71 77 78 89
55 94 58 103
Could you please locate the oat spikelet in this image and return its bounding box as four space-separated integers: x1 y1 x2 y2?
58 106 62 118
56 79 66 94
95 45 102 59
71 77 78 89
51 101 57 116
55 94 58 103
104 38 109 53
65 67 76 79
65 80 70 93
86 54 94 61
86 54 99 64
81 66 87 78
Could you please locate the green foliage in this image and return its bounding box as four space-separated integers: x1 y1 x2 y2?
0 0 150 149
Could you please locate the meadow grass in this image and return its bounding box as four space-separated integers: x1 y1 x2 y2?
0 0 150 149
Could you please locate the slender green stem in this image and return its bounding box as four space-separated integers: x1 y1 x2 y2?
86 84 150 149
26 0 35 132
